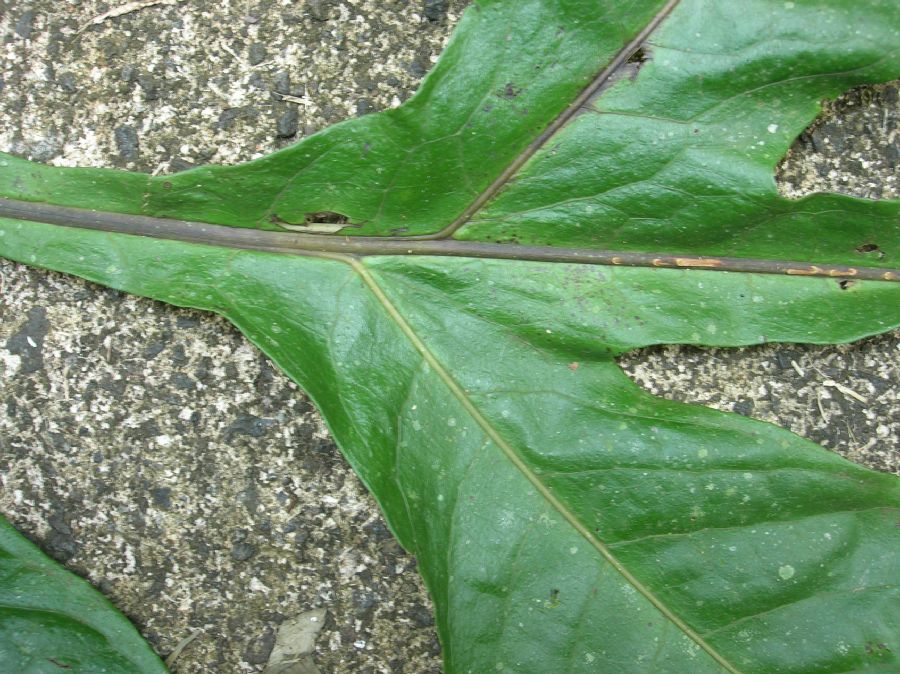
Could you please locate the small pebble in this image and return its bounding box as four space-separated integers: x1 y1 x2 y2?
276 107 300 138
307 0 334 21
248 42 267 66
274 70 291 95
114 125 139 160
15 9 36 39
231 542 258 562
423 0 449 22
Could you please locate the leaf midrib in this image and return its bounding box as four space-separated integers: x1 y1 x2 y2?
349 257 741 673
2 198 897 281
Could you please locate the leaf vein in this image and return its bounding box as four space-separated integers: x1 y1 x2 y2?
349 258 742 673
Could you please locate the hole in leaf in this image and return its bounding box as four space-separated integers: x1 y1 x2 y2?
838 279 856 290
623 46 651 81
855 242 885 258
586 46 653 107
304 211 349 225
547 588 560 607
269 211 352 234
626 47 648 66
776 80 899 200
618 331 900 475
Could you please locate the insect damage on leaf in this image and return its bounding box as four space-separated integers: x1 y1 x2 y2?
775 80 900 202
271 211 354 234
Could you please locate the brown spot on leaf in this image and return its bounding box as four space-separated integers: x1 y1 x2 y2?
865 641 891 655
497 83 522 100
